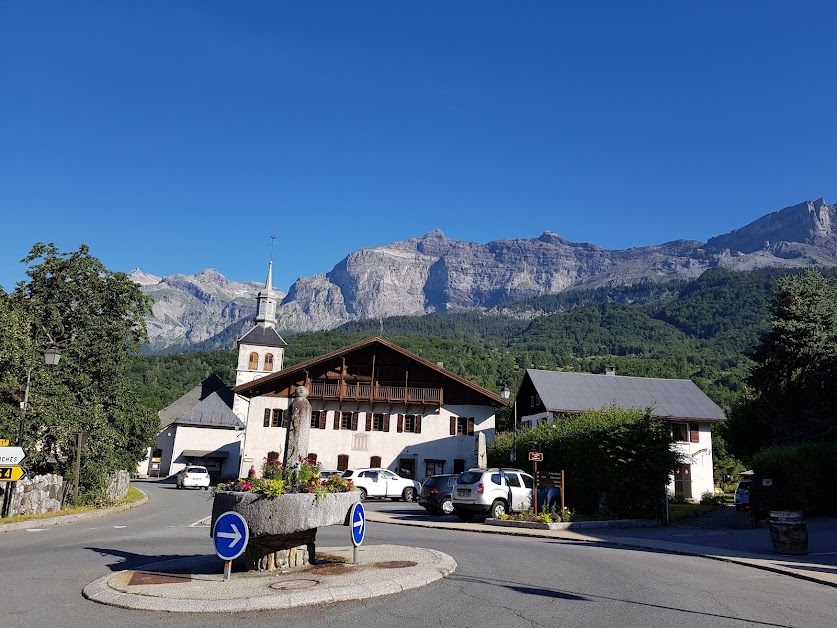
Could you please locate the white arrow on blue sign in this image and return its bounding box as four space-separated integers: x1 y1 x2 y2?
350 501 366 547
212 511 249 561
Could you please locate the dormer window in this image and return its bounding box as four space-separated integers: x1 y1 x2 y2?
248 352 259 370
264 353 274 371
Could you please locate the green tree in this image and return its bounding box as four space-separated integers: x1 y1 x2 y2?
729 270 837 457
2 243 159 504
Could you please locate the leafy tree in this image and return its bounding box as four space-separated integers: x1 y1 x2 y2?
1 244 159 505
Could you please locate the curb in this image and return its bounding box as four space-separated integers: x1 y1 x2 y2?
0 488 148 533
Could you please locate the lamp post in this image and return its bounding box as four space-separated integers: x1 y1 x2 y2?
501 384 515 463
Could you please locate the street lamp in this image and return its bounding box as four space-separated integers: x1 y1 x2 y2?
501 384 517 463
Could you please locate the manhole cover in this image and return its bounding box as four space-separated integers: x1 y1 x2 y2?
129 571 192 586
269 579 320 590
373 560 417 569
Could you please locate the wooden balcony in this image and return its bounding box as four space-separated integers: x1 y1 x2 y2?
308 381 442 405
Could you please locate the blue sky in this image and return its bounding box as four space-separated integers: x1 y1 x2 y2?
2 1 835 293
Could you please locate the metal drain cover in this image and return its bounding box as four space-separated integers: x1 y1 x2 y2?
373 560 418 569
269 579 320 590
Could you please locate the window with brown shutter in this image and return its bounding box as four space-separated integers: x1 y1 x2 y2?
689 423 700 443
366 414 372 431
370 456 381 468
310 410 321 429
267 451 279 462
383 414 391 432
341 412 352 430
467 417 475 436
450 416 457 435
337 454 349 471
333 412 340 430
319 411 328 430
351 413 359 431
415 415 422 434
272 409 283 427
397 414 404 433
404 415 414 433
307 453 317 465
263 409 271 427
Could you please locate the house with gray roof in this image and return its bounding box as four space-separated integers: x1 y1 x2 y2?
517 368 727 500
137 374 244 480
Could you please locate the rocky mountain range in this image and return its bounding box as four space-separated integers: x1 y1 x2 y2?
136 198 837 351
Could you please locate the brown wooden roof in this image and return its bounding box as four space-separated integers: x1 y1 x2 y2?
233 336 509 407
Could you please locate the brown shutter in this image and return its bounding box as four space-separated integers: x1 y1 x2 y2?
264 409 271 427
333 411 340 430
351 413 359 431
319 411 327 430
450 416 456 435
397 414 404 433
415 415 422 434
468 418 475 436
383 414 390 432
280 409 288 428
366 414 372 431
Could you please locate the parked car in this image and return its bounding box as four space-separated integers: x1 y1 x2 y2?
419 474 457 515
452 468 534 521
734 478 752 511
317 469 342 478
176 465 210 490
341 468 421 502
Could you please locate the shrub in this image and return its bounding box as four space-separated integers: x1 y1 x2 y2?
750 442 837 515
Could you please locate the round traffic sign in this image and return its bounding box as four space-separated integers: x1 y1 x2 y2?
350 501 366 547
213 511 249 561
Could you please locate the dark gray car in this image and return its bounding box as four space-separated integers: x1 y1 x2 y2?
419 474 457 515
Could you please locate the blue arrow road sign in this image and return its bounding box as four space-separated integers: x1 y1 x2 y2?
350 502 366 547
213 511 249 561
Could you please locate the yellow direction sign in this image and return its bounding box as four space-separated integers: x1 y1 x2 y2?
0 439 8 446
0 466 24 481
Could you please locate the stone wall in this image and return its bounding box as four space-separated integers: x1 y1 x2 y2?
107 470 131 502
3 470 131 518
3 473 66 517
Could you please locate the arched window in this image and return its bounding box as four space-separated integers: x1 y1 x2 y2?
370 456 382 468
248 352 259 370
307 453 318 465
264 353 274 371
337 454 349 471
267 451 280 462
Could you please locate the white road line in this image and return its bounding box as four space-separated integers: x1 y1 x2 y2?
190 516 212 527
26 529 46 532
112 525 127 528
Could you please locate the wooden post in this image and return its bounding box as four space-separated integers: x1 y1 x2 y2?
533 460 538 516
561 469 565 513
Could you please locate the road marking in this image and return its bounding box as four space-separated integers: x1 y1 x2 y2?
112 525 127 528
26 528 46 532
190 516 211 527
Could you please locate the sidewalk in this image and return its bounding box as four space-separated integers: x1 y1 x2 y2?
364 507 837 589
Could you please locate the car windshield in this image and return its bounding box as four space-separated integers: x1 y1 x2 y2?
186 467 207 474
457 471 482 484
424 476 448 488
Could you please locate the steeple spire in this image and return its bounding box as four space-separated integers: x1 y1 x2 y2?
255 260 280 328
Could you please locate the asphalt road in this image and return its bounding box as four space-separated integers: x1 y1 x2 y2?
1 480 833 628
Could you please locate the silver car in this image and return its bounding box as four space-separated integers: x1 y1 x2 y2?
452 468 534 521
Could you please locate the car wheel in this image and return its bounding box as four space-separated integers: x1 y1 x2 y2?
402 487 415 502
204 486 209 491
457 511 474 522
490 500 507 519
440 498 454 515
358 488 367 501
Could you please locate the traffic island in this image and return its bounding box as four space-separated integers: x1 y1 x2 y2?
211 490 358 571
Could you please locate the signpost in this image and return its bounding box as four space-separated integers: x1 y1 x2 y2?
0 447 25 465
0 467 24 481
349 501 366 564
213 511 249 581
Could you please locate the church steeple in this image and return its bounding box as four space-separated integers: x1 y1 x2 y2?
255 261 281 328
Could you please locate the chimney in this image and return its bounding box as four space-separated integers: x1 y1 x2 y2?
605 366 616 376
436 362 444 369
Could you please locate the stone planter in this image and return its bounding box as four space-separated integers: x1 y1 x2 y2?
211 490 359 571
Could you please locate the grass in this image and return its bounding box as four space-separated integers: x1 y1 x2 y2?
668 502 718 520
0 485 145 525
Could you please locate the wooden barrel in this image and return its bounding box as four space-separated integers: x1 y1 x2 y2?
768 511 808 555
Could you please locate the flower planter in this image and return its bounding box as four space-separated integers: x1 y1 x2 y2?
212 490 359 571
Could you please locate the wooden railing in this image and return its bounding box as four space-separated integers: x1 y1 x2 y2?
308 381 442 404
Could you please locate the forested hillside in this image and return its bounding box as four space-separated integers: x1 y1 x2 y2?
128 267 829 416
